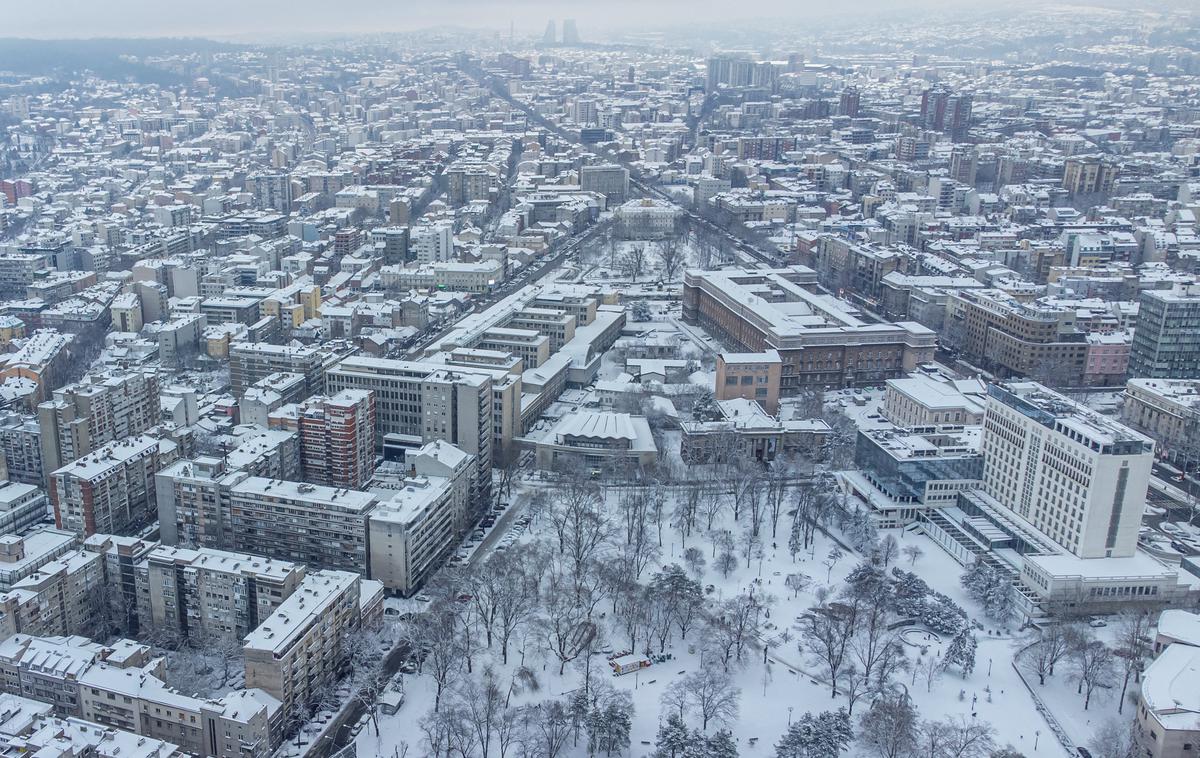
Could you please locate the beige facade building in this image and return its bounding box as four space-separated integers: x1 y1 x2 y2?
716 351 782 415
684 267 935 392
243 570 381 717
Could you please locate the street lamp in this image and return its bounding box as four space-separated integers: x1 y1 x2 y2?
788 706 793 725
1034 730 1040 750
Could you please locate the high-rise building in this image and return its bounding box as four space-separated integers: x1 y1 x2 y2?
839 87 861 118
411 221 455 263
243 570 380 718
561 19 580 45
37 369 161 480
325 358 494 505
227 478 377 574
270 390 377 490
1062 156 1119 197
1129 285 1200 379
542 19 557 45
51 435 177 537
369 226 411 265
367 441 476 596
134 545 306 645
248 172 292 213
980 382 1153 559
228 341 354 397
920 85 973 142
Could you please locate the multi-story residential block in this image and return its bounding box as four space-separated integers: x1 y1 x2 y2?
0 547 106 638
0 481 48 536
0 412 43 485
268 390 376 490
228 341 354 397
155 457 246 549
1129 285 1200 379
134 546 305 645
368 441 475 596
227 478 377 574
50 435 177 537
0 529 78 592
683 267 936 392
37 369 161 478
326 357 494 504
0 691 183 757
0 330 74 407
243 570 382 718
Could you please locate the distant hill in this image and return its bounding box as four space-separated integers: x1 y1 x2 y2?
0 37 245 86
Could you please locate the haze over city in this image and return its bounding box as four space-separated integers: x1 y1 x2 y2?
0 3 1198 758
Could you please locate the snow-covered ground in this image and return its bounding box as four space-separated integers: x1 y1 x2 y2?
357 477 1072 757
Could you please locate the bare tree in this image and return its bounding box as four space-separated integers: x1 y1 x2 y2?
409 604 465 712
683 668 740 732
876 534 899 567
1073 638 1116 710
1087 718 1138 758
858 691 919 758
803 600 858 697
1113 608 1152 714
526 699 573 758
657 237 685 282
620 244 647 281
1025 620 1078 685
539 567 596 675
902 544 924 566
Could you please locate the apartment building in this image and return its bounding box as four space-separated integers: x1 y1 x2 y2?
367 441 475 596
0 330 74 407
683 267 936 392
134 546 305 645
0 481 48 537
268 390 376 490
154 457 246 549
243 570 381 717
50 436 177 538
77 656 278 757
37 369 161 478
227 478 377 575
326 357 495 504
228 341 354 397
0 412 44 485
1129 285 1200 379
0 529 78 592
945 289 1090 384
0 691 183 757
0 548 106 639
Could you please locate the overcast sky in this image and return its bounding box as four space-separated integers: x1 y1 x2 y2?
3 0 981 41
